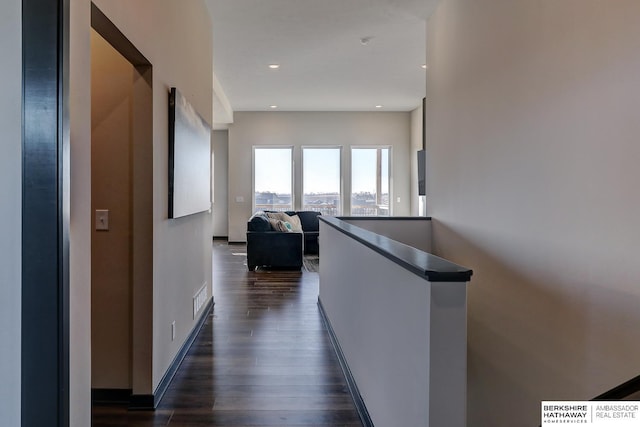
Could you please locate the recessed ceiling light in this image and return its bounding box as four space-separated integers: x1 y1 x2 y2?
270 105 278 109
268 64 280 69
375 105 383 109
421 64 428 69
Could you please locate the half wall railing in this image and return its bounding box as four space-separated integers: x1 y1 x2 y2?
318 216 472 427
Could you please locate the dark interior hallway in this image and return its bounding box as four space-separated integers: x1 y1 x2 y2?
92 241 362 426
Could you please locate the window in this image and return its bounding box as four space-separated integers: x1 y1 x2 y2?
253 147 293 212
351 147 390 216
303 147 341 215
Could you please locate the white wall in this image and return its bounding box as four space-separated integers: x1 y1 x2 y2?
212 130 229 237
426 1 640 425
319 222 467 427
70 0 92 423
0 0 22 424
341 218 432 252
90 29 135 389
70 3 107 419
228 111 412 242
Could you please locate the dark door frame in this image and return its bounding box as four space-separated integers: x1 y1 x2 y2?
22 0 70 425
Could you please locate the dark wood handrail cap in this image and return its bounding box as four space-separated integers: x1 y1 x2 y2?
320 216 473 283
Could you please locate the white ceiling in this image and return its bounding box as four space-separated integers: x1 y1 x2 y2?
206 0 438 115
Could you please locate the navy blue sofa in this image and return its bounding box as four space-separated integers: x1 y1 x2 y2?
246 211 321 270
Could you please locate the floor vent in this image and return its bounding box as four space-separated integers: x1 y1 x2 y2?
193 283 208 319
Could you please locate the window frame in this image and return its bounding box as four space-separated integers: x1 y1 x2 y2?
301 146 343 216
350 146 393 216
252 145 295 213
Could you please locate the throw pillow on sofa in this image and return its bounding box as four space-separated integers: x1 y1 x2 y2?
286 214 303 232
268 218 291 232
265 211 290 221
265 212 303 232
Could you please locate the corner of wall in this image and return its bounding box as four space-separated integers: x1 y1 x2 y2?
0 0 23 424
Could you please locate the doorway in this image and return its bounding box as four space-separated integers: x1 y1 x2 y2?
90 4 153 404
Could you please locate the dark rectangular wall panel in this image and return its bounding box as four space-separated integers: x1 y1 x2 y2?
22 0 70 425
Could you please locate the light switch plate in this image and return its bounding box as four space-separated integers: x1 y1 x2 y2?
95 209 109 231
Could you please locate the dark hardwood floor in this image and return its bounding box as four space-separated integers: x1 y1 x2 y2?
92 241 363 426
